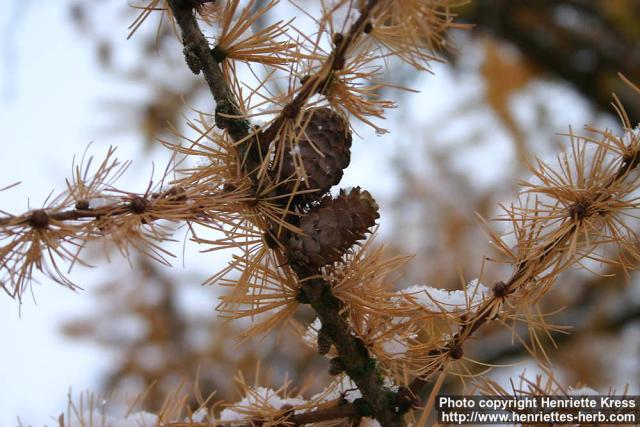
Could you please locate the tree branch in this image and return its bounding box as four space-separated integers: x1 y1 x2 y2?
0 186 233 227
166 1 402 425
167 402 359 426
294 274 404 426
167 0 258 170
257 0 379 146
410 143 640 396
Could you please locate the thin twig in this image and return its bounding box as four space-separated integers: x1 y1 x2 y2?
0 187 235 227
258 0 380 146
409 148 640 396
168 403 359 426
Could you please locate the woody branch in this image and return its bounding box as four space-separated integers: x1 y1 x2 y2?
166 1 403 425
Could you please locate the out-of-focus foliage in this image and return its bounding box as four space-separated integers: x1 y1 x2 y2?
464 0 640 122
62 253 327 411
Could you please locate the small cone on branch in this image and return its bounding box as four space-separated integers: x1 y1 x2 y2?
278 107 352 205
286 187 379 270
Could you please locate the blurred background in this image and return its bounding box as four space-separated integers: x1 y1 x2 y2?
1 0 639 425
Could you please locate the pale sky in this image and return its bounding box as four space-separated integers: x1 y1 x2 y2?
0 1 159 424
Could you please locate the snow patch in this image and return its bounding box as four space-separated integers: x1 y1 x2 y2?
567 387 599 396
398 279 488 312
219 387 307 422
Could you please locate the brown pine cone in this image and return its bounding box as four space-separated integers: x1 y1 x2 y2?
277 107 351 205
286 187 379 270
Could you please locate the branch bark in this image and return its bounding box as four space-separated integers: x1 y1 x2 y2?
166 1 403 426
168 0 259 172
0 186 229 227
